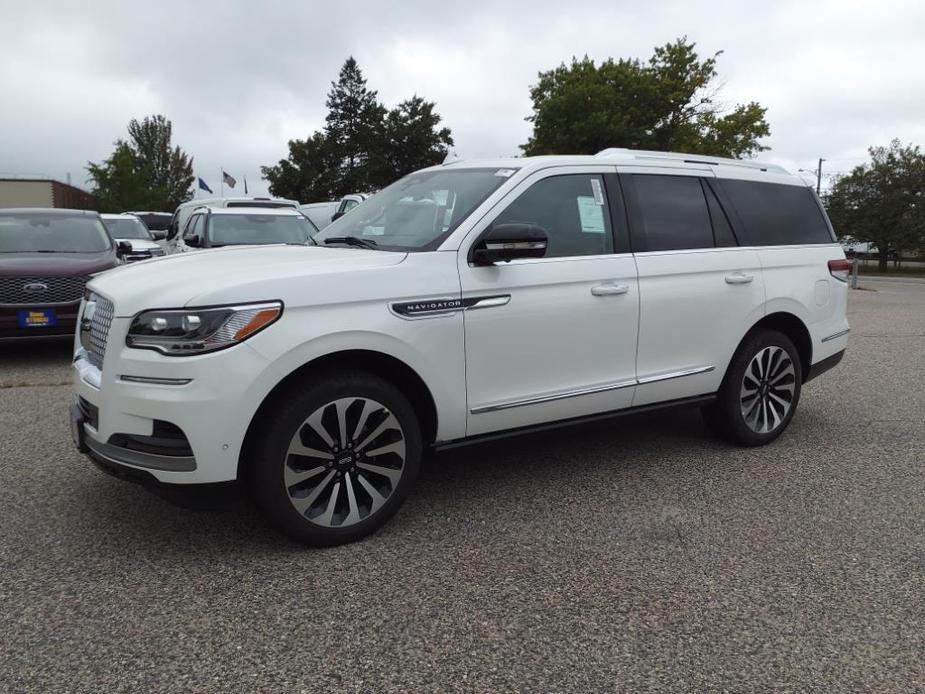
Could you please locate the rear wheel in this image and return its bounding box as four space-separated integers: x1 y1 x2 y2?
703 329 802 446
249 371 422 546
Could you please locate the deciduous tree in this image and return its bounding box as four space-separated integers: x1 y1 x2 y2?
522 38 770 158
826 140 925 271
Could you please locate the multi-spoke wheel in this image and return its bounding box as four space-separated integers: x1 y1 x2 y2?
249 372 422 546
739 346 796 434
702 329 802 446
284 397 406 528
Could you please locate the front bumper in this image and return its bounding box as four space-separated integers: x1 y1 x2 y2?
72 315 272 484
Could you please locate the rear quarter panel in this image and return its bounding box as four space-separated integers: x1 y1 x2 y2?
758 243 849 365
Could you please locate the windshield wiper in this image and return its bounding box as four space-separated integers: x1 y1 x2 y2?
324 236 378 249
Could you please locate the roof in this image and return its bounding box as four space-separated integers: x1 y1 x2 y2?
198 206 304 217
100 213 141 219
440 148 794 181
0 207 99 216
176 196 299 210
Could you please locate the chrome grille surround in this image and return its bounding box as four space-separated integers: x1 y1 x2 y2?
0 275 88 305
85 294 115 369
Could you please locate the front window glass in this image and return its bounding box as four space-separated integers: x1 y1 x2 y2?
493 174 615 258
0 213 112 253
314 168 514 252
208 214 314 246
103 217 151 240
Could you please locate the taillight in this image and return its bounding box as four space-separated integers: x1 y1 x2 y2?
828 259 850 282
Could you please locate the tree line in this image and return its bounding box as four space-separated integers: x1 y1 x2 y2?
84 39 924 264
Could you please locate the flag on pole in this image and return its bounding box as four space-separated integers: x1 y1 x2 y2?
222 171 237 189
198 177 213 194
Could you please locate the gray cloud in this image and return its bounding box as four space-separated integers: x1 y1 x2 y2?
2 0 923 198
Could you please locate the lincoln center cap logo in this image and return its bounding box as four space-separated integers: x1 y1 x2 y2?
22 282 48 293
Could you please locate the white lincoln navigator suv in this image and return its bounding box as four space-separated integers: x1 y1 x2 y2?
71 149 850 546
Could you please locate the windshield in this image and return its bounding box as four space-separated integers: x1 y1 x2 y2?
208 214 315 246
313 168 515 252
0 213 112 253
132 212 171 231
103 217 151 240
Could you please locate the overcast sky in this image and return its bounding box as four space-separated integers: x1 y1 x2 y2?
2 0 924 199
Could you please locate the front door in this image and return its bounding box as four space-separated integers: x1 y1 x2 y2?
458 167 640 437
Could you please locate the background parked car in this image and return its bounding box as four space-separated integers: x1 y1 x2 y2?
165 196 300 253
174 207 317 252
127 211 172 242
100 213 166 262
330 193 370 222
299 201 338 230
0 208 126 340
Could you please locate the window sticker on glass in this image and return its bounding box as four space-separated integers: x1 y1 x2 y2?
590 178 605 205
494 169 516 178
577 196 605 233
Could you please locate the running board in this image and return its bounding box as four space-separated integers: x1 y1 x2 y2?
434 393 717 451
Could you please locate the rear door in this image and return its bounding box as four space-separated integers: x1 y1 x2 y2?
619 166 766 406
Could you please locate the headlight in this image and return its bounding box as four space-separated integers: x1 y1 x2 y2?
126 301 282 355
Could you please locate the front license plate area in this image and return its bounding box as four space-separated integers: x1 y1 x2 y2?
18 309 56 328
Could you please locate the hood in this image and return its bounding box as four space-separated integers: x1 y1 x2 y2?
118 238 161 252
87 244 407 316
0 251 118 277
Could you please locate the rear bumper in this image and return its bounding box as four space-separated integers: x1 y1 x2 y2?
806 349 845 383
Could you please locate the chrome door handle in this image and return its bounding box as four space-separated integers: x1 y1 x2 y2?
591 283 629 296
725 272 754 284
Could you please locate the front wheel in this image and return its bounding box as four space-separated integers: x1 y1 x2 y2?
249 371 422 546
703 329 802 446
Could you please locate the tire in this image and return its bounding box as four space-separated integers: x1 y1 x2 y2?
248 370 422 546
706 329 803 447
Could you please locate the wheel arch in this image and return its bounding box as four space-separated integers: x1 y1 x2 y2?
238 349 439 480
739 312 813 383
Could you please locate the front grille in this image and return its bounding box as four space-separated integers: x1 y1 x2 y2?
86 296 114 369
0 275 88 305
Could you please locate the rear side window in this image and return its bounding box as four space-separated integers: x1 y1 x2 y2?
629 174 713 252
716 179 834 245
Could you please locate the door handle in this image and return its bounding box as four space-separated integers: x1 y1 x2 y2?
725 272 754 285
591 283 629 296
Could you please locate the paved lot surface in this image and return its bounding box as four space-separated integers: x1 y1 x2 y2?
1 278 924 693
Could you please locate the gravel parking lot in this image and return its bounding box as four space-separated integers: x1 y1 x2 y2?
1 277 923 693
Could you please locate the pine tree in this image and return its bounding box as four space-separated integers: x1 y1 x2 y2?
323 57 387 194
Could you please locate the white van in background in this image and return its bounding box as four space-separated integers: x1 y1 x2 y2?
300 201 338 230
165 197 299 252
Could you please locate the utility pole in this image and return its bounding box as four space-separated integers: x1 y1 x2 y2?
815 158 825 195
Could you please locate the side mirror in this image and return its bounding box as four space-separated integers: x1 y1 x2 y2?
151 230 167 241
330 211 345 222
471 223 548 265
185 235 201 248
116 240 133 257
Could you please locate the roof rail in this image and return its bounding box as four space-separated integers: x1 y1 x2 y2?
594 148 788 174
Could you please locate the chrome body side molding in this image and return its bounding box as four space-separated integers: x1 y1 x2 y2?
470 365 715 414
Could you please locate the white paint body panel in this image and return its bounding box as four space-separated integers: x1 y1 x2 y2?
73 152 849 485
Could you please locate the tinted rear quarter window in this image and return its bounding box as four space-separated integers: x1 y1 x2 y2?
717 179 834 245
629 174 713 252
